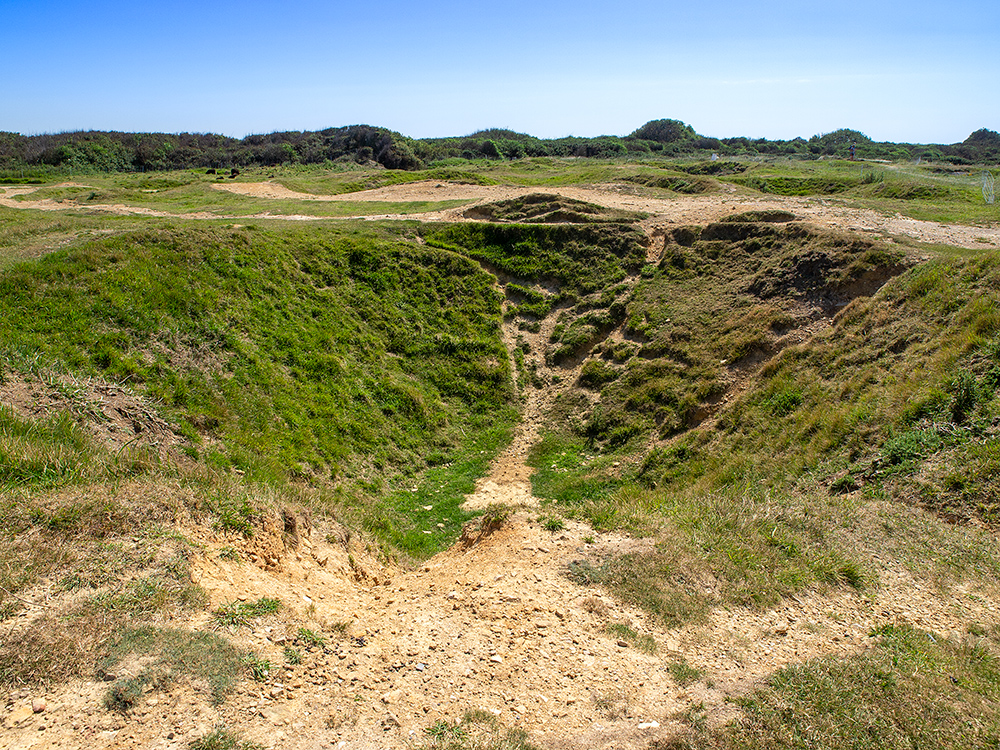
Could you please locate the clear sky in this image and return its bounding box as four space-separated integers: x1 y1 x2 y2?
1 0 997 144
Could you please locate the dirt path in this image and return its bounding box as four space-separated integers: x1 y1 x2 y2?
6 504 994 750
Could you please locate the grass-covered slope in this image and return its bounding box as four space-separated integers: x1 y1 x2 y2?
0 216 522 686
0 221 511 487
424 222 647 294
713 250 1000 523
526 220 1000 624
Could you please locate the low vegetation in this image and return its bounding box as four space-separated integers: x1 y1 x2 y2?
668 624 1000 750
462 193 647 224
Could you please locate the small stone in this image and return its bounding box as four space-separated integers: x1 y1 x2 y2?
382 711 401 728
381 689 405 705
638 721 660 730
616 640 629 648
490 656 503 664
32 698 47 713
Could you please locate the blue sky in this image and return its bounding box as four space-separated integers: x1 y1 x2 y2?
1 0 997 143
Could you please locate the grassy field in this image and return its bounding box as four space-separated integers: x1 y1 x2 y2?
8 173 469 217
6 157 997 226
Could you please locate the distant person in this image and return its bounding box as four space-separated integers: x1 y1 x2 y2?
849 142 856 161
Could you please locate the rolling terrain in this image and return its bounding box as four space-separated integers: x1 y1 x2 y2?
2 156 999 750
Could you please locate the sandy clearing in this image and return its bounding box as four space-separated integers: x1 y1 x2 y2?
3 180 998 249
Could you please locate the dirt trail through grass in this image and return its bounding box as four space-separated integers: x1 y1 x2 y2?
3 181 999 249
7 498 994 750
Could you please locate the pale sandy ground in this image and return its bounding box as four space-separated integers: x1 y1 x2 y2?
2 179 998 249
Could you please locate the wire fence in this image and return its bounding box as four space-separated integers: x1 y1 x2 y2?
984 171 996 205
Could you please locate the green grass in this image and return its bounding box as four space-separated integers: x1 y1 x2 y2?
668 658 704 686
295 627 326 647
0 488 197 614
0 221 512 489
607 621 658 653
719 159 1000 225
465 193 648 223
3 159 1000 746
190 726 264 750
423 222 646 296
688 624 1000 750
362 416 516 559
213 597 281 627
526 219 997 629
241 653 271 682
7 175 469 217
560 482 867 628
97 626 245 705
415 710 541 750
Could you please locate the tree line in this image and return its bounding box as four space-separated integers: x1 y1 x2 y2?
1 120 997 175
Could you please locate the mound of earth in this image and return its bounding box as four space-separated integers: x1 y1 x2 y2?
463 194 646 224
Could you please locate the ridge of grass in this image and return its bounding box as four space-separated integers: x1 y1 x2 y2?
530 223 998 629
0 221 511 488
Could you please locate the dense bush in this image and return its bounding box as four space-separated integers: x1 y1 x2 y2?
2 120 997 175
0 125 426 173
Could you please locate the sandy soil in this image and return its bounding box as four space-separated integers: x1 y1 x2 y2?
4 498 993 750
3 180 999 249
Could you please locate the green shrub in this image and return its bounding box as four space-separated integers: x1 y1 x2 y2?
579 359 619 388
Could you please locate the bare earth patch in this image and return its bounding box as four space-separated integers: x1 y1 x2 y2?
4 499 995 749
4 180 998 249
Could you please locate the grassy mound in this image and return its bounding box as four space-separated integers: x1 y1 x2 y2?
0 222 511 486
462 192 647 223
526 219 999 636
